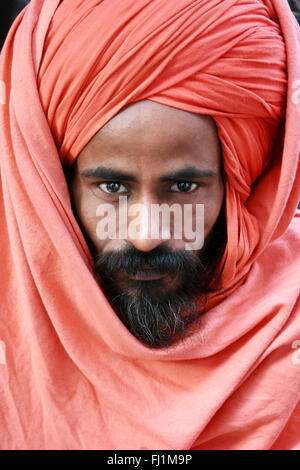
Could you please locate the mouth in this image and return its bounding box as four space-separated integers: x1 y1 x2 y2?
128 269 169 281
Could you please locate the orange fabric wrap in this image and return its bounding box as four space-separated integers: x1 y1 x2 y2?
0 0 299 449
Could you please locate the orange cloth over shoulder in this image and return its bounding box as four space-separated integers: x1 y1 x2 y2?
0 0 299 449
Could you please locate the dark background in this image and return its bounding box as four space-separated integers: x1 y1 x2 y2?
0 0 29 49
1 0 300 50
289 0 300 23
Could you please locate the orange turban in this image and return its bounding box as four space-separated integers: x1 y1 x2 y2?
0 0 299 449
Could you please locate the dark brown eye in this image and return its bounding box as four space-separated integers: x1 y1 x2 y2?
171 181 197 192
98 182 127 193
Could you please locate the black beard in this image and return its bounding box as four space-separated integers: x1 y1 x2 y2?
92 201 227 348
93 236 220 348
92 201 226 349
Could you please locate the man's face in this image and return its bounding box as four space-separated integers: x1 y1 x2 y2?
68 100 225 348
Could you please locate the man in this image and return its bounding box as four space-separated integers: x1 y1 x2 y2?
67 101 227 348
0 0 299 450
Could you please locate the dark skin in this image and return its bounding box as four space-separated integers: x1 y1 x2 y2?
68 100 225 347
69 100 224 255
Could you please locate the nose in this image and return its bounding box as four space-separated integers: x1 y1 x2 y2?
125 196 168 252
128 236 163 253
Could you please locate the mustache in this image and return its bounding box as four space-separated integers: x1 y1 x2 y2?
93 245 204 278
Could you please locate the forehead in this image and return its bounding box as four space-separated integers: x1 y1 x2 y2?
76 100 221 173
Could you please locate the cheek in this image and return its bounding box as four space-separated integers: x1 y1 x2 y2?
74 190 105 249
77 194 128 253
203 201 221 236
203 183 225 236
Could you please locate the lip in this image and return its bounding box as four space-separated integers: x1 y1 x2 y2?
128 270 168 281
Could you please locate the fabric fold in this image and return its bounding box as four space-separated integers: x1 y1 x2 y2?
0 0 299 450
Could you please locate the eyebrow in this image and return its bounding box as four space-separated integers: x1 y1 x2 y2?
80 166 216 181
159 167 216 182
81 167 136 181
